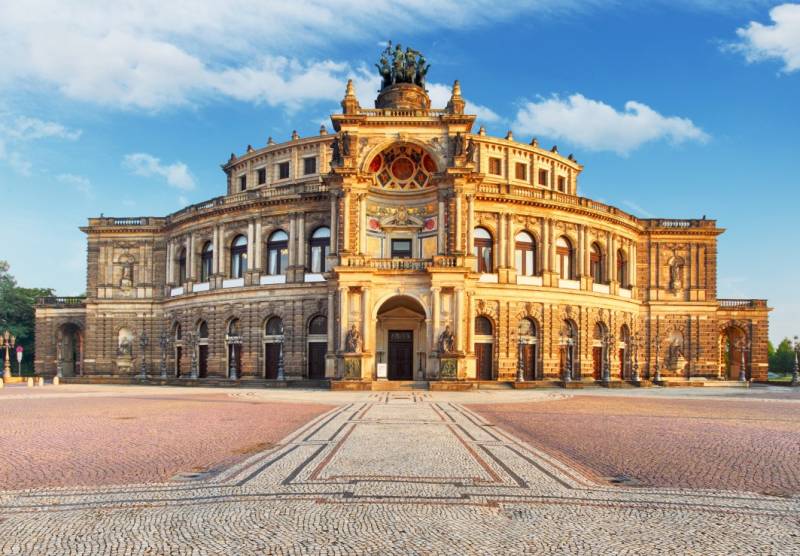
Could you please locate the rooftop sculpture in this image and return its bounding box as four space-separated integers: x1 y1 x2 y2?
375 41 430 90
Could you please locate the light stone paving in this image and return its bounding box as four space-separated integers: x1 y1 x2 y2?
1 389 799 555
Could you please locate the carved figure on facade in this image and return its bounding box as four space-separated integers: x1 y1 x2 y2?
118 334 133 356
465 138 476 162
668 257 684 291
344 323 362 353
119 256 134 291
438 324 455 354
453 132 466 157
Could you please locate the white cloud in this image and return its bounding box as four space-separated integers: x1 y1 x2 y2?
0 1 588 111
426 82 501 123
0 115 81 175
123 153 196 190
512 93 709 155
622 200 656 218
57 173 92 197
729 3 800 73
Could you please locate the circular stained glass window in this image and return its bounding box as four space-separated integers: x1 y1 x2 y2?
369 144 437 191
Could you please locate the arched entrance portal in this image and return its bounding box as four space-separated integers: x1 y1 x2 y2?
376 296 426 380
57 323 83 377
721 326 748 380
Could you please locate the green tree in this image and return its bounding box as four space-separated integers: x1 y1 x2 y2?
768 338 796 375
0 261 54 373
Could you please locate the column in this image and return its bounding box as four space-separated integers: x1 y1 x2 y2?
540 219 549 272
288 212 297 266
577 225 584 276
330 193 338 255
342 191 351 253
212 226 220 274
188 233 196 280
455 288 465 352
455 194 463 253
327 290 335 352
467 293 475 353
184 236 190 282
247 221 255 270
629 242 636 287
466 195 474 254
361 287 370 352
431 287 441 351
498 213 506 268
506 212 514 270
297 211 305 269
437 198 446 255
339 287 349 350
549 219 557 273
166 241 173 284
254 220 263 271
583 227 590 279
358 194 366 255
606 231 612 283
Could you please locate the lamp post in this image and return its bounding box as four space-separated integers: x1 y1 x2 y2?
138 329 149 379
653 332 662 383
226 334 243 380
187 332 198 379
630 331 640 382
601 331 615 382
734 336 750 382
277 336 285 381
516 336 525 382
159 330 169 379
0 330 16 381
559 327 573 383
791 336 799 387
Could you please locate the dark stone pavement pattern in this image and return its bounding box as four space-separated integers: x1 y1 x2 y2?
470 395 800 496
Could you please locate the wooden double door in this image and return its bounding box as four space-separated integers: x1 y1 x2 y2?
308 342 326 379
388 330 414 380
475 342 493 380
264 342 280 379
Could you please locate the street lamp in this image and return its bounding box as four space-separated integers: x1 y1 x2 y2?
653 332 662 383
159 330 170 379
559 327 574 383
601 331 615 382
734 336 750 382
630 331 640 382
516 336 525 382
186 332 198 379
277 336 286 381
0 330 16 381
226 334 243 380
791 336 799 387
138 329 149 379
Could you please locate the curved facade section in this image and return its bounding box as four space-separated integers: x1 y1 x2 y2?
35 75 770 384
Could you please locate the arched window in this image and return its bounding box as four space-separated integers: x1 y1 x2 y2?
265 316 284 336
474 227 493 273
176 247 187 284
475 316 493 336
200 241 213 282
514 231 536 276
617 249 628 288
230 235 248 278
308 315 327 335
227 319 240 336
198 321 209 339
173 323 182 340
518 317 537 338
590 243 604 283
556 237 574 280
309 227 330 273
266 230 289 276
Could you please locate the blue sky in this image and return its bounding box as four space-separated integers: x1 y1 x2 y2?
0 1 797 343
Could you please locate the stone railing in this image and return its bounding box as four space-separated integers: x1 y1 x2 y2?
641 218 717 229
36 296 87 307
359 108 449 118
718 299 768 310
89 217 166 227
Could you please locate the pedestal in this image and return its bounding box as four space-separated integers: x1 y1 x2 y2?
343 355 363 380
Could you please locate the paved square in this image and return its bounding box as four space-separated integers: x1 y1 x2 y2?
1 385 798 555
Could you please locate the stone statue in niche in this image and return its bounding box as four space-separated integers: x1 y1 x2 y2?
438 325 455 354
119 258 134 291
118 335 133 356
465 138 476 162
668 259 683 291
666 332 686 371
344 323 362 353
452 132 465 156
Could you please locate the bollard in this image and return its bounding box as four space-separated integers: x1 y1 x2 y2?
37 376 45 387
53 376 60 386
0 378 4 388
27 377 34 387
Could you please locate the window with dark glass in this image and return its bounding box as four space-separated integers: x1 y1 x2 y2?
230 235 248 278
265 316 283 336
488 157 502 175
257 168 266 185
558 176 566 192
475 316 493 336
238 174 247 191
514 231 536 276
177 247 187 284
474 227 494 273
200 241 213 282
198 321 209 339
266 230 289 275
515 162 527 181
538 169 549 186
278 161 290 180
309 315 327 335
309 227 330 272
391 239 412 259
590 243 604 283
303 157 316 175
556 236 573 280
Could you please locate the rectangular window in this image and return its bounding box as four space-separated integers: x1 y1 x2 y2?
558 176 566 192
488 157 502 175
303 157 317 175
238 175 247 191
278 161 290 180
257 168 266 185
538 169 549 186
391 239 412 259
515 162 527 181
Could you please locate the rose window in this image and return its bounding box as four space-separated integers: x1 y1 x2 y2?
369 144 437 191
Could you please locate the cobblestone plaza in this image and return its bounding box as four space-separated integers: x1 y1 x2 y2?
1 385 798 554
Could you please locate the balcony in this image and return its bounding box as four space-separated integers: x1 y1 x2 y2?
718 299 768 310
36 296 86 307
